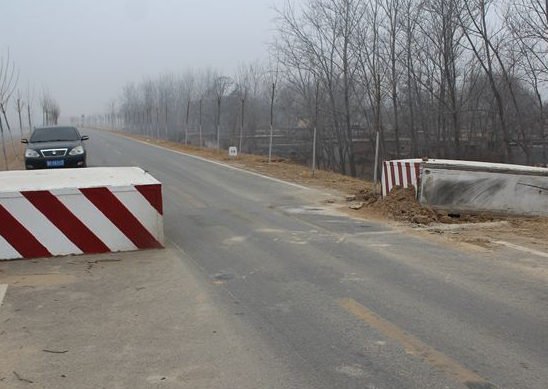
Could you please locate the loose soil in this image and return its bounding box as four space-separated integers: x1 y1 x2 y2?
348 185 500 225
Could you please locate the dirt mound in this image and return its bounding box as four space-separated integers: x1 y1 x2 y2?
351 186 498 225
369 186 438 224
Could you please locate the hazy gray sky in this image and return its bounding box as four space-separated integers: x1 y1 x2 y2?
1 0 288 117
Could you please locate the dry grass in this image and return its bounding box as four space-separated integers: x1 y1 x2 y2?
112 130 373 195
0 136 25 171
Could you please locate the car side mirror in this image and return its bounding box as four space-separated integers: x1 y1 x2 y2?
21 139 28 144
81 135 89 141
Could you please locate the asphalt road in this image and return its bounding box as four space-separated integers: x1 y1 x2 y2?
85 129 548 389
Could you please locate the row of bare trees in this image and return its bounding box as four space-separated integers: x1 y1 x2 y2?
98 66 280 153
275 0 548 173
107 0 548 177
0 49 61 169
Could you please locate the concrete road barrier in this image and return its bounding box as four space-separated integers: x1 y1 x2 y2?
0 167 163 260
382 158 548 216
419 160 548 217
381 159 422 197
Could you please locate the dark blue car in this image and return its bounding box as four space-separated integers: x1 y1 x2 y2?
22 126 89 169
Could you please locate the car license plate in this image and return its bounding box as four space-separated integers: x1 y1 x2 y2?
47 159 65 167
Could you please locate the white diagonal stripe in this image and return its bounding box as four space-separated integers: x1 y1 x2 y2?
111 187 163 243
410 163 417 189
495 241 548 259
401 163 409 189
381 162 387 197
387 162 394 193
394 162 401 187
0 196 82 256
0 234 21 260
53 189 138 252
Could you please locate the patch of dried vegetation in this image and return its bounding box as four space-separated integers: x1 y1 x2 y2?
0 137 25 171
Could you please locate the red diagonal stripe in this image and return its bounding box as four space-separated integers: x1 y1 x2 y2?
383 162 390 196
405 163 413 187
80 187 162 249
415 163 421 185
397 162 404 187
0 203 51 258
22 191 110 254
135 184 163 215
389 162 397 188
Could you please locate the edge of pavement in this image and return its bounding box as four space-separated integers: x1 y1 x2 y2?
92 128 548 262
0 246 316 389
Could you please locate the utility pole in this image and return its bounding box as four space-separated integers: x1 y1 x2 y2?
155 107 160 139
164 104 168 140
27 103 32 131
185 99 190 145
147 108 151 137
216 96 221 151
312 81 319 178
16 98 24 137
199 97 203 147
312 125 317 178
373 130 380 195
268 82 275 164
239 98 245 153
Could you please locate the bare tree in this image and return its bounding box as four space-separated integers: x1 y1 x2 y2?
106 99 117 130
40 89 60 126
459 0 514 161
26 83 35 132
506 0 548 163
14 90 24 137
380 0 404 158
0 49 20 168
400 0 421 156
234 63 264 152
107 0 548 176
212 76 233 150
355 0 388 164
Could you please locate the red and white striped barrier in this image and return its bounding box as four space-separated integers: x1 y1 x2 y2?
381 159 422 197
0 167 163 260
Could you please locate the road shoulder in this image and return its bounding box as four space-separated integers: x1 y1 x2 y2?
0 248 314 389
99 128 548 265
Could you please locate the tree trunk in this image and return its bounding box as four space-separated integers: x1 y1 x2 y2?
0 116 9 170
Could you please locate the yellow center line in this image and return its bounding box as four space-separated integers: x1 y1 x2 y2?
339 298 498 389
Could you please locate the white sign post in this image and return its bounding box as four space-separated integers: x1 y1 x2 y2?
229 147 238 157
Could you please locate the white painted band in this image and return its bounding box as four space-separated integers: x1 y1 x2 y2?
495 240 548 259
0 284 8 307
0 234 21 260
56 191 138 252
112 189 163 242
0 197 82 256
109 132 312 191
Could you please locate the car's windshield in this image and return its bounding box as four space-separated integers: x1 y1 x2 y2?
30 127 80 142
